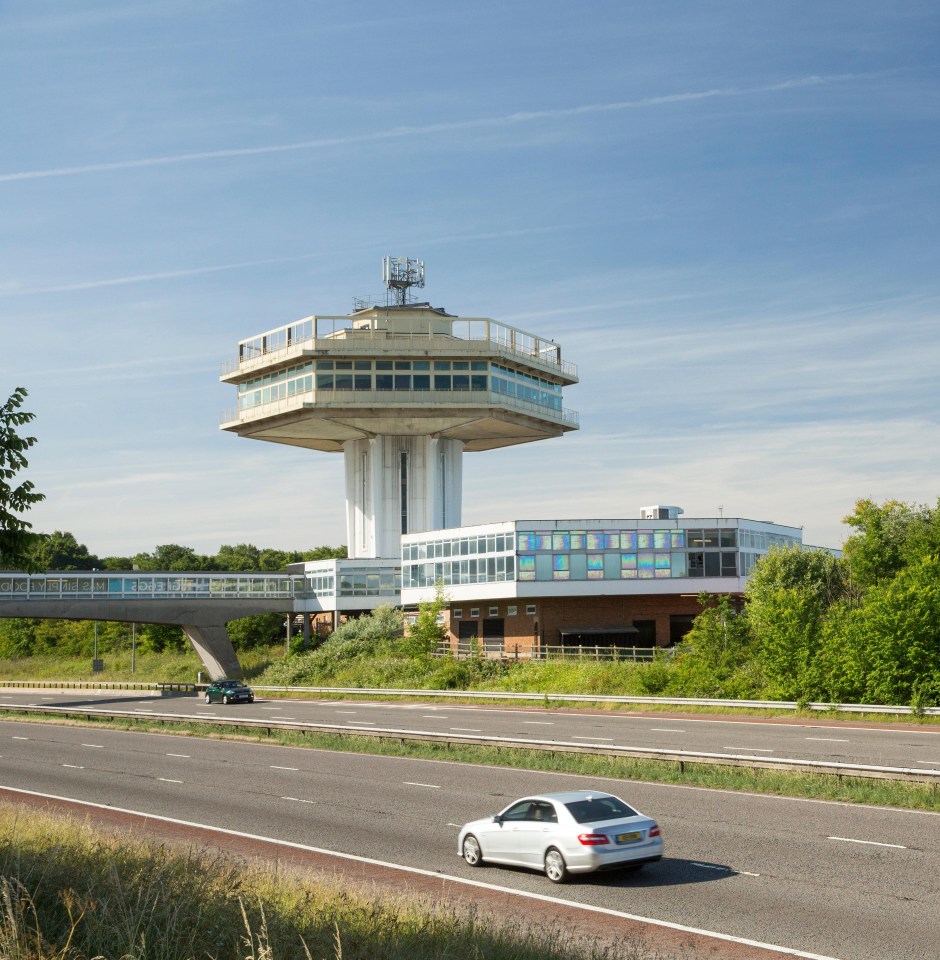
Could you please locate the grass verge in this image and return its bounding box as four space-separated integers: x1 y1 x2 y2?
4 709 938 812
0 804 660 960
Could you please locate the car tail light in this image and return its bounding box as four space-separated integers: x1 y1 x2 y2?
649 823 661 838
577 833 610 846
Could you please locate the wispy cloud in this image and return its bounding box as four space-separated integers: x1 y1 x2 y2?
0 253 331 297
0 74 864 185
0 225 571 298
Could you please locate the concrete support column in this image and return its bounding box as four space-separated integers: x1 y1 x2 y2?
344 435 464 559
181 625 243 680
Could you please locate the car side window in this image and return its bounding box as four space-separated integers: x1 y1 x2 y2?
535 802 558 823
502 801 535 821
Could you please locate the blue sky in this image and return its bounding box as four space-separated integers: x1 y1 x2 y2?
2 1 938 557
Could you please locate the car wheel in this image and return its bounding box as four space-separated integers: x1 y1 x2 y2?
205 693 211 704
544 847 569 884
222 695 229 704
462 834 483 867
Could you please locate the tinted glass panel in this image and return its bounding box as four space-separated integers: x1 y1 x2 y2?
565 796 637 824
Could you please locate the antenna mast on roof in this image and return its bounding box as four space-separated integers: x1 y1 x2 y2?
382 256 425 306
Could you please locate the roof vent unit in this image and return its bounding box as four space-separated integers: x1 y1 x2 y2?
640 505 684 521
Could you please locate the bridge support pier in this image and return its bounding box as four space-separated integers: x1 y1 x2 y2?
181 625 243 680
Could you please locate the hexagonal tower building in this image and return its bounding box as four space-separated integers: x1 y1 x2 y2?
220 258 579 559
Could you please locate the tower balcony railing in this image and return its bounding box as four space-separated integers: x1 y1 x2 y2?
221 316 578 381
222 388 580 430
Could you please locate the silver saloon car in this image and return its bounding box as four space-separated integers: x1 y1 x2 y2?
457 789 663 883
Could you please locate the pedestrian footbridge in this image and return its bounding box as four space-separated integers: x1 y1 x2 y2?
0 571 304 679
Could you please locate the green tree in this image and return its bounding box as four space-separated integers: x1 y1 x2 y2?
136 624 186 653
830 555 940 706
744 546 847 699
302 545 347 561
28 530 100 571
401 582 448 659
842 498 940 590
672 594 759 698
133 544 210 571
226 613 286 650
0 387 45 570
0 618 39 658
215 543 262 571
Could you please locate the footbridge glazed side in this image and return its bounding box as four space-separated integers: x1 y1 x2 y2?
0 572 303 679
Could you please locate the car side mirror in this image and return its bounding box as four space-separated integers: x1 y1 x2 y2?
492 814 503 824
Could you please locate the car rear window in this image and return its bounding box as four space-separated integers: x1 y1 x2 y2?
564 796 637 823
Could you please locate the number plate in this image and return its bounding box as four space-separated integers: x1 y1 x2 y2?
616 831 641 843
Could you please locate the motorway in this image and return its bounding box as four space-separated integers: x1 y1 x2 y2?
0 701 938 959
2 689 940 771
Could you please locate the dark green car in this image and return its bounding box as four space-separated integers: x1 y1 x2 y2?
204 679 254 704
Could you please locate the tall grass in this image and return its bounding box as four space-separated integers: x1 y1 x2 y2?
0 805 660 960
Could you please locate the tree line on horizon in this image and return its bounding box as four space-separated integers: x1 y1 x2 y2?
20 530 347 575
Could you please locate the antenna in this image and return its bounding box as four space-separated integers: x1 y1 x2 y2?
382 256 425 306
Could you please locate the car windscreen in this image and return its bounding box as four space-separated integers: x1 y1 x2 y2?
564 796 637 824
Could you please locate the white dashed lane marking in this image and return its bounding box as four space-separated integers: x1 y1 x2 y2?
828 837 906 849
404 781 441 789
270 765 299 771
806 737 849 742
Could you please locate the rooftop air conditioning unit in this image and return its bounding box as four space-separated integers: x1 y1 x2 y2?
640 505 684 521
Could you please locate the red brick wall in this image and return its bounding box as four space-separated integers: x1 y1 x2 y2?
445 592 735 655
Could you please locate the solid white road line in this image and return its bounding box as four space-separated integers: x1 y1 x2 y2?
449 727 481 732
724 747 774 752
572 736 613 742
0 785 844 960
828 837 906 849
806 737 849 742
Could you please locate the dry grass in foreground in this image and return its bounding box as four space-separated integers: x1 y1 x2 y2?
0 804 672 960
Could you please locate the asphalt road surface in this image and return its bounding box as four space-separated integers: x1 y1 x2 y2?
2 689 940 771
1 718 937 960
